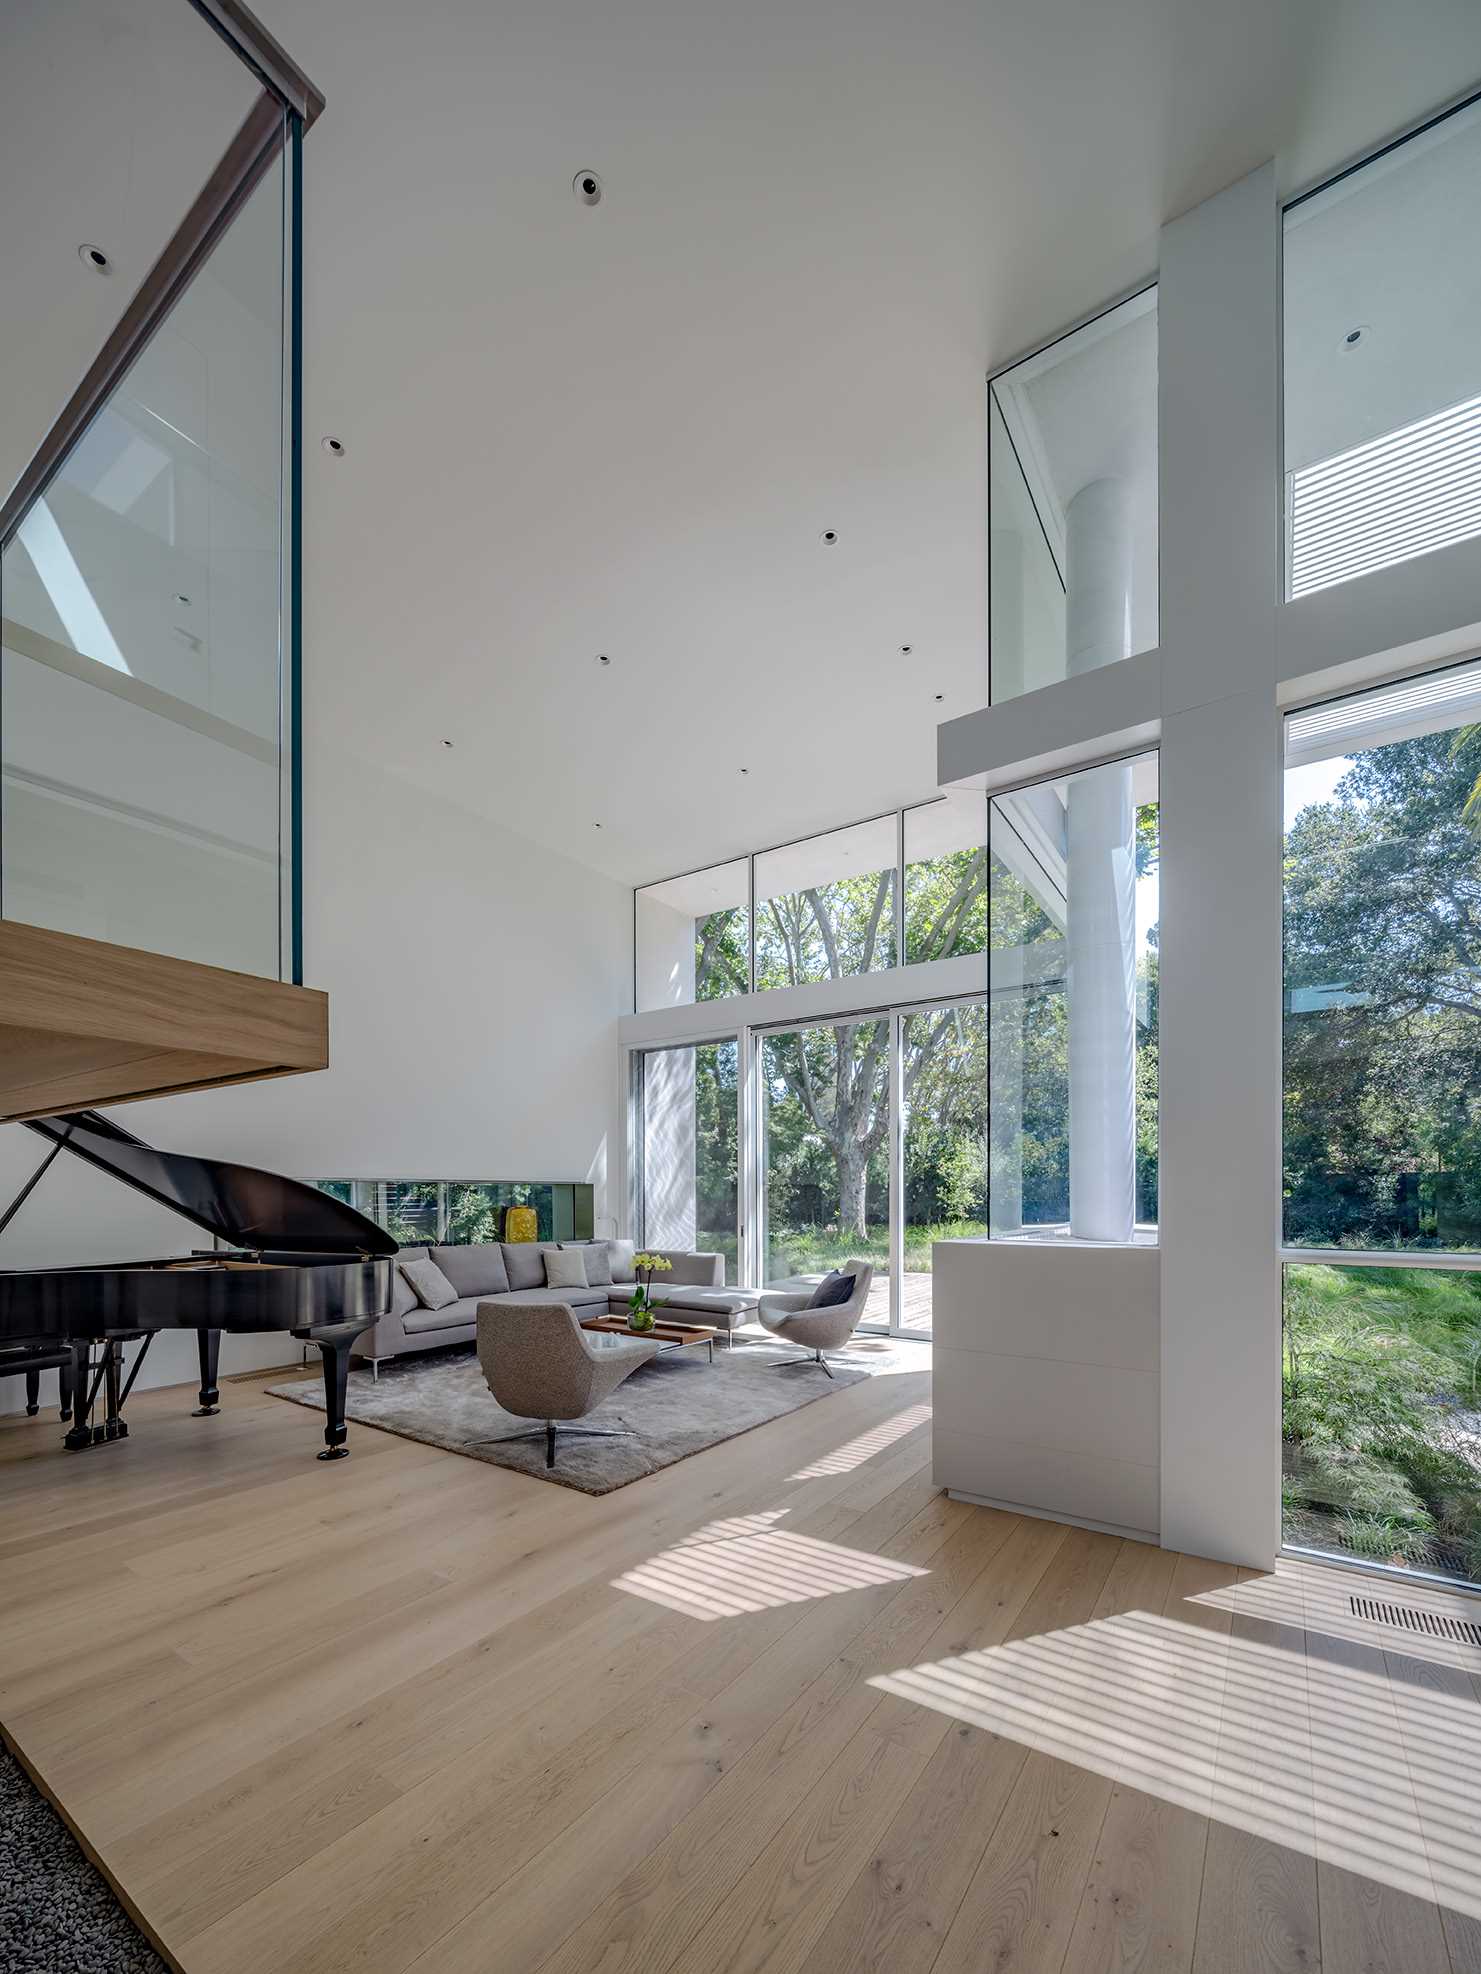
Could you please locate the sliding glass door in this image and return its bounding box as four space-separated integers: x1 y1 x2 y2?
635 1040 739 1282
759 1020 891 1329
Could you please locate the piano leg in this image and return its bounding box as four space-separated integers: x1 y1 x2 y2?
64 1342 93 1451
103 1340 127 1441
194 1328 222 1417
58 1355 73 1423
24 1367 40 1416
316 1335 353 1460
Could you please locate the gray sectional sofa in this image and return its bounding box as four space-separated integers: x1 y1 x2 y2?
352 1240 757 1371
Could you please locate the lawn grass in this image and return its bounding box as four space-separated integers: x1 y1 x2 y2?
1283 1261 1481 1583
763 1220 993 1279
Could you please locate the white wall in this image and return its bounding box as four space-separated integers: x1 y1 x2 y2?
933 1238 1160 1540
0 739 633 1416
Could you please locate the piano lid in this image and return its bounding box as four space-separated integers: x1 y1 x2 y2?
23 1111 399 1256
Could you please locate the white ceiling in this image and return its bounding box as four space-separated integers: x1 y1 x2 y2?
249 0 1481 884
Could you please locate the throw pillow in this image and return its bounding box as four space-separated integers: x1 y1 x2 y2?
397 1255 459 1311
607 1239 637 1284
501 1242 547 1291
572 1241 612 1285
805 1271 856 1310
544 1247 588 1290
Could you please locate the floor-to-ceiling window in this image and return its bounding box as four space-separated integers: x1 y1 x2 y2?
1282 659 1481 1586
634 1039 740 1281
901 1001 989 1331
759 1020 891 1327
986 751 1160 1240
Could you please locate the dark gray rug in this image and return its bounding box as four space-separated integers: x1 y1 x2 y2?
0 1747 164 1973
266 1334 912 1494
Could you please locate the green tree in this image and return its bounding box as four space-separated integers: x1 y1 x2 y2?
1284 732 1481 1246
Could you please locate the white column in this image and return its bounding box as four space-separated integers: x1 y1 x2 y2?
1158 164 1282 1568
1064 478 1138 1242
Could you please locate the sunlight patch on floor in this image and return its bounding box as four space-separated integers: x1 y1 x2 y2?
869 1600 1481 1918
613 1524 929 1622
790 1404 933 1480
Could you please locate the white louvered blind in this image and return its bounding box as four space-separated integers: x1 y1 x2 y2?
1288 390 1481 599
1285 655 1481 768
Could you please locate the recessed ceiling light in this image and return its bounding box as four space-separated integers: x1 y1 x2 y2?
573 171 603 206
900 644 913 655
174 593 191 606
596 654 611 666
820 529 838 545
1340 324 1370 351
594 821 603 828
78 244 111 273
321 435 346 456
739 767 750 775
441 738 454 748
933 693 945 702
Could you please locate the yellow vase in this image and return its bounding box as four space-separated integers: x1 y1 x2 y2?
503 1203 539 1243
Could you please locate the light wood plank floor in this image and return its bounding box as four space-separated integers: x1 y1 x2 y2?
3 1359 1481 1973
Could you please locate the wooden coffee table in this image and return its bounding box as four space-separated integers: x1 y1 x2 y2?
581 1315 721 1363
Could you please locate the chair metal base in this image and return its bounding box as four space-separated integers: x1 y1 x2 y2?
477 1421 637 1468
769 1347 837 1378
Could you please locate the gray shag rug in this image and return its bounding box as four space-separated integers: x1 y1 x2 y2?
0 1747 164 1973
267 1334 907 1493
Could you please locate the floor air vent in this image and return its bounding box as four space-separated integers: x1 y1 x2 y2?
1349 1593 1481 1650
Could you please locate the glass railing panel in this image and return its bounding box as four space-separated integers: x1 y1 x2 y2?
2 114 294 978
0 0 259 504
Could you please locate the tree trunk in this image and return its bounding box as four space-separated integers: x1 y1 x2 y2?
836 1145 869 1239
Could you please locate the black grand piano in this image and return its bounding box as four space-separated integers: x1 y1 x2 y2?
0 1110 396 1460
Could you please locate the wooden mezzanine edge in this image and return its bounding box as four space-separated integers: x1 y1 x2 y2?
0 919 327 1123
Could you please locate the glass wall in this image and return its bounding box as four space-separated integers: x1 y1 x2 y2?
760 1020 891 1326
904 793 988 964
636 801 992 1012
1283 1261 1481 1586
988 289 1158 703
1 119 296 977
754 816 898 989
902 1001 989 1331
1284 659 1481 1249
987 751 1159 1239
635 1041 739 1281
635 860 749 1011
1282 660 1481 1588
1284 97 1481 599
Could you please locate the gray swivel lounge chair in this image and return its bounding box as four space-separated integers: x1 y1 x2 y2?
756 1260 875 1375
476 1300 657 1466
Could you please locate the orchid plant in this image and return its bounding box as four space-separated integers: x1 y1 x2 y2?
627 1251 672 1331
